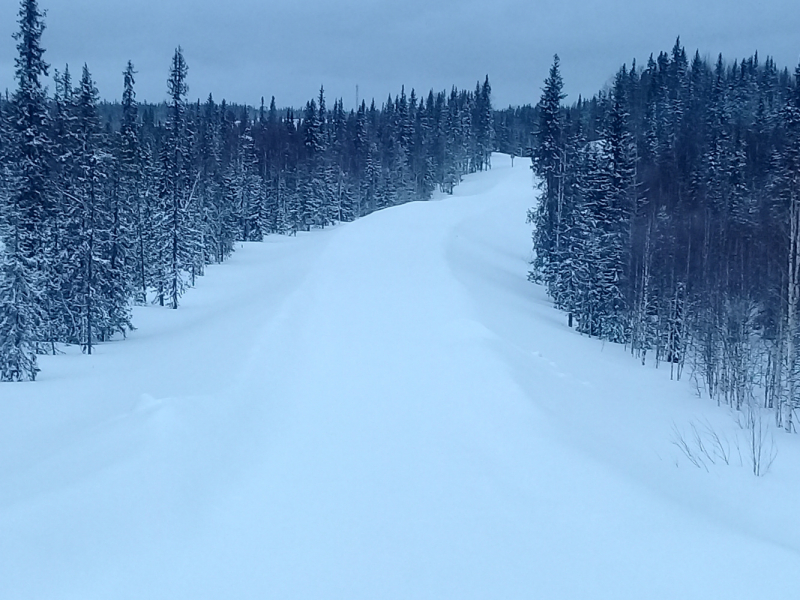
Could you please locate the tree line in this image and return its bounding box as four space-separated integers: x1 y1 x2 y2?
0 0 494 381
530 40 800 432
493 104 537 165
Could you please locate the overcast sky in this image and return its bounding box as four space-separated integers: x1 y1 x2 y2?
1 0 799 109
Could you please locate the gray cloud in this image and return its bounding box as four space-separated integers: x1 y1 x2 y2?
1 0 798 108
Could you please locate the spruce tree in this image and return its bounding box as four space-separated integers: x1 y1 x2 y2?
532 55 566 289
48 65 78 345
477 75 494 170
0 0 50 380
596 69 636 342
119 61 149 304
1 92 40 380
60 65 131 353
301 99 324 229
154 47 192 309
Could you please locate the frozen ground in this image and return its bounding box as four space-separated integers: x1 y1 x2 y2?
1 154 799 599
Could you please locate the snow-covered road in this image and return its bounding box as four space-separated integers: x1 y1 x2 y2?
2 155 799 599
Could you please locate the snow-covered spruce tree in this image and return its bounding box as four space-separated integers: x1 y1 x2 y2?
118 61 149 304
385 126 411 208
352 101 371 215
329 98 355 223
362 139 380 216
1 86 40 381
441 89 462 194
254 98 275 236
315 88 335 210
282 109 302 234
153 48 193 309
237 115 264 242
262 96 284 233
67 65 131 354
300 98 325 229
531 55 566 293
194 93 227 263
572 140 607 337
426 92 445 194
594 68 636 343
410 94 434 199
101 68 137 341
183 101 205 286
551 112 586 328
208 96 239 258
460 89 475 174
395 87 412 156
48 65 79 346
316 87 339 228
472 76 494 171
0 0 50 380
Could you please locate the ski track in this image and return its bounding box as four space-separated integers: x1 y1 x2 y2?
1 154 799 599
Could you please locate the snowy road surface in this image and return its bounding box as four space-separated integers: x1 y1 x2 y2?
1 154 799 599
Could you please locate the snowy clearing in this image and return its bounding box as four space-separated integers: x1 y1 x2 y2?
1 154 799 599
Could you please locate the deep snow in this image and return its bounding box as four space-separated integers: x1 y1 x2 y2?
1 154 799 599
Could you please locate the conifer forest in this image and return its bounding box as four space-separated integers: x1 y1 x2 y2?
0 0 494 382
521 44 800 432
